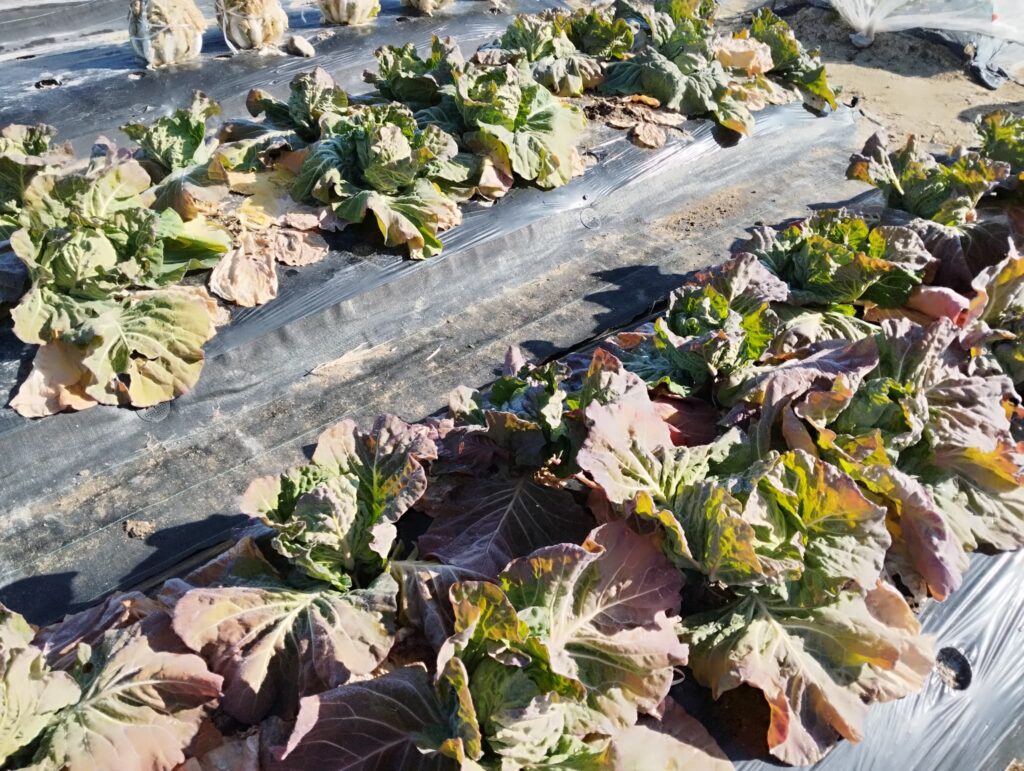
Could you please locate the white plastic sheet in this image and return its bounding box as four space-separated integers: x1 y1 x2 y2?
830 0 1024 46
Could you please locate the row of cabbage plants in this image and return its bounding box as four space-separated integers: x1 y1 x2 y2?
1 108 1022 770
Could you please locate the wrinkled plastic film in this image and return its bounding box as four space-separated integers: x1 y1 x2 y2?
827 0 1024 46
0 0 563 148
0 103 861 617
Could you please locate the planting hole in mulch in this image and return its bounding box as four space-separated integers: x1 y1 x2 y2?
935 647 972 690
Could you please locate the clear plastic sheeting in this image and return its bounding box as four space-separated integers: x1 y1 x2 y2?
829 0 1024 47
734 550 1024 770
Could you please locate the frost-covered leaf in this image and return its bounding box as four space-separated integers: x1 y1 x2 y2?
26 625 222 771
683 582 933 766
417 474 594 577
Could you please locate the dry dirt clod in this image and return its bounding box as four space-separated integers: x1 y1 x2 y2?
122 519 156 539
284 34 315 58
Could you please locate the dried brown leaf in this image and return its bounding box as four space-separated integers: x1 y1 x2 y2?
9 340 97 418
261 229 330 267
631 122 667 149
209 234 278 307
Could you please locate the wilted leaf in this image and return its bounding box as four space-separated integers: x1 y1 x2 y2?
631 121 666 148
611 701 732 771
9 340 96 418
75 287 218 407
208 233 278 307
262 228 329 267
715 36 773 75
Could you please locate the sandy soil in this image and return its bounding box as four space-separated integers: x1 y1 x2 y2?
720 3 1024 148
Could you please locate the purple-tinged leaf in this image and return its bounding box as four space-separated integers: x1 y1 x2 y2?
726 337 879 457
822 433 966 602
269 667 457 771
171 544 397 724
500 521 688 724
390 560 488 651
684 582 933 766
417 474 594 577
611 701 732 771
26 624 222 771
577 392 742 511
33 592 159 670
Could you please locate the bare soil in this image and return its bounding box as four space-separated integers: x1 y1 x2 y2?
721 3 1024 147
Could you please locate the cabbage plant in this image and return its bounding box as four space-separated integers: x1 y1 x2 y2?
214 0 288 51
127 0 207 67
401 0 453 16
318 0 380 25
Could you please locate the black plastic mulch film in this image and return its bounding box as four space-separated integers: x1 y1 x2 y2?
0 2 1021 769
